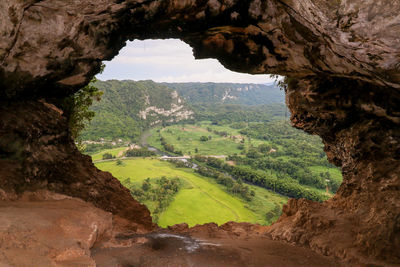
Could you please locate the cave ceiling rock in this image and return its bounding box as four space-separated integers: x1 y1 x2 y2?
1 0 399 99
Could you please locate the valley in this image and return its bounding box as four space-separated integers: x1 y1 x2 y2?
84 80 342 228
94 157 287 227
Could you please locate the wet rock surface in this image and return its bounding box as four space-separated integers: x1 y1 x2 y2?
0 0 399 266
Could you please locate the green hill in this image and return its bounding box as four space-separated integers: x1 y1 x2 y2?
81 80 285 142
164 82 284 105
81 80 193 141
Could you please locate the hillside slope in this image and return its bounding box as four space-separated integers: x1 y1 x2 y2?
81 81 285 141
81 80 193 141
164 82 284 105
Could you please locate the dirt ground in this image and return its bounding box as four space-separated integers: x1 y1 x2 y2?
0 191 346 267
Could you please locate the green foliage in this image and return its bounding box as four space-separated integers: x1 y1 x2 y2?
200 136 209 142
102 152 113 160
84 143 114 154
80 80 192 142
79 80 286 142
148 120 341 196
123 176 181 223
228 165 328 202
125 148 156 157
193 157 255 201
84 79 343 226
61 75 103 143
164 82 284 105
192 103 288 124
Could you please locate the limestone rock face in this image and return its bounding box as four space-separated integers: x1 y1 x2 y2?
0 0 399 265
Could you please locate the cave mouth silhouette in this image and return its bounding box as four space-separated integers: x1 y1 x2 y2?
86 38 341 228
1 1 399 264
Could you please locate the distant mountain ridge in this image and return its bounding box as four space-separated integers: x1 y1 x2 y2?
81 80 285 141
163 82 284 105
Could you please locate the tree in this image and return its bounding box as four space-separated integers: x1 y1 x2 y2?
142 180 151 191
61 64 104 148
102 152 113 160
200 136 208 142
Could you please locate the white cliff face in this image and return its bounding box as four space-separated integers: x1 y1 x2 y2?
221 89 237 102
139 91 194 123
139 104 194 120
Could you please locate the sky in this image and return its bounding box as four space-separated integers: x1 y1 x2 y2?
98 39 277 84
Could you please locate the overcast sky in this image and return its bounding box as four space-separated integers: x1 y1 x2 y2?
98 39 277 84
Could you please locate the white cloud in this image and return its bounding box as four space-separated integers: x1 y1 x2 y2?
98 39 278 84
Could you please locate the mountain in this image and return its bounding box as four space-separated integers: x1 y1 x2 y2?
163 82 284 105
81 80 286 142
80 80 193 141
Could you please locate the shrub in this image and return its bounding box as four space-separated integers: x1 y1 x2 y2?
199 136 209 142
102 152 113 160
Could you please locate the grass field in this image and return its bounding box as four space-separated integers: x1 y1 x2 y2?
89 146 128 161
309 165 342 181
147 122 264 156
95 158 287 227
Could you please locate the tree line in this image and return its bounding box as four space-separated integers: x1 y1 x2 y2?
194 155 328 202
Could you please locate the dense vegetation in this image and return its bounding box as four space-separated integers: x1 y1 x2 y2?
80 80 192 142
80 80 286 142
164 82 284 105
191 103 288 125
125 148 157 157
82 80 342 227
123 176 181 223
148 121 341 200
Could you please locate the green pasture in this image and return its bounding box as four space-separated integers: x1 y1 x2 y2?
147 122 265 156
89 146 127 161
95 158 287 227
309 165 342 181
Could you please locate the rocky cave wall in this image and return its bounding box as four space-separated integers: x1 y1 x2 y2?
0 0 399 265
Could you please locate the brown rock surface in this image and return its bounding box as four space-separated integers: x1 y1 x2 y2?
0 100 154 230
267 77 400 265
0 0 399 266
1 0 399 99
0 193 345 266
0 191 113 266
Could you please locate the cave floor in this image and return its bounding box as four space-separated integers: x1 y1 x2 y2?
92 232 345 267
0 192 345 267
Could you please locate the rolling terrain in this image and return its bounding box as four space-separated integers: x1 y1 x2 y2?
94 157 287 227
83 80 341 228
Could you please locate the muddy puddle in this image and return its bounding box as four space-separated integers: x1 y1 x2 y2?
115 231 221 253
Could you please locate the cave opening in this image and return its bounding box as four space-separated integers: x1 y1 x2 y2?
2 1 399 264
80 39 342 228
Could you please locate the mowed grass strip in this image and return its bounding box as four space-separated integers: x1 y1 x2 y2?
95 158 278 227
89 146 127 161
